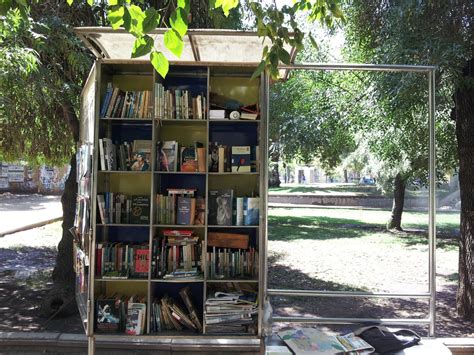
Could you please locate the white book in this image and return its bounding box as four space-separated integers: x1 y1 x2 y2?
235 197 244 226
98 138 106 171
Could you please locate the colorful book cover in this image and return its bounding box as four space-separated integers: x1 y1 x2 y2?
96 299 121 332
231 146 251 172
177 196 196 225
243 197 259 226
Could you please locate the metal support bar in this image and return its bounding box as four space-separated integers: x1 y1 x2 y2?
268 289 431 299
278 63 436 73
428 69 437 337
272 317 431 326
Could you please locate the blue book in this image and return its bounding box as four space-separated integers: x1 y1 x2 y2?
243 197 259 226
100 83 113 118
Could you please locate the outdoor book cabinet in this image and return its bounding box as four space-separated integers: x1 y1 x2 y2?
73 27 437 354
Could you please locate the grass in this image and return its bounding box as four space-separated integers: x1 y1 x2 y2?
269 183 453 200
268 206 459 250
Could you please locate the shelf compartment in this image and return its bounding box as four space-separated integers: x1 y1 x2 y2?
208 172 259 176
100 118 153 123
152 224 205 228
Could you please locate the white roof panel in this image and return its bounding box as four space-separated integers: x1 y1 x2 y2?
74 27 295 66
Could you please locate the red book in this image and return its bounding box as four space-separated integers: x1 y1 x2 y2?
134 249 149 274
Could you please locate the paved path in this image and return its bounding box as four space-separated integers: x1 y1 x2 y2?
0 193 62 236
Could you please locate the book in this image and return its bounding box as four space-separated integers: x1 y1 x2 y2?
208 142 219 172
177 196 196 225
180 146 198 172
209 109 225 119
134 248 149 275
160 141 178 172
208 189 233 226
131 140 151 171
96 298 121 332
197 147 206 172
194 197 205 225
243 197 259 226
125 302 147 335
218 146 226 173
130 195 150 224
234 197 244 226
179 286 203 332
240 112 258 120
278 328 375 354
231 146 251 173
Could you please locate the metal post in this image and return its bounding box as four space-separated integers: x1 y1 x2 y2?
428 69 437 337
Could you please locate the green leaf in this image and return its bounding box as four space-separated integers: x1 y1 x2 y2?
164 29 183 58
128 4 145 37
251 60 266 80
177 0 190 12
15 0 27 7
66 0 73 5
278 47 291 65
309 33 319 50
131 35 153 58
142 8 160 34
87 0 93 6
123 6 131 30
214 0 238 16
151 51 169 78
170 8 188 37
108 0 118 5
107 6 125 30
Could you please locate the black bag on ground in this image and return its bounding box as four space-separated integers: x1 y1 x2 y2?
354 325 421 353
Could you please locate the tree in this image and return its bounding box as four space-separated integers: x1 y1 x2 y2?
0 0 244 315
343 0 473 319
0 0 343 315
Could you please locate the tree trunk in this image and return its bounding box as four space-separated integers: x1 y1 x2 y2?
387 173 406 231
269 144 281 188
454 58 474 320
41 102 79 317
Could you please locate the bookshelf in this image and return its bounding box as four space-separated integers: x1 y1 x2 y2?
75 57 268 346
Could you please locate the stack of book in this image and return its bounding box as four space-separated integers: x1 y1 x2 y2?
154 83 207 120
157 141 206 173
95 242 149 279
151 229 202 279
100 83 153 119
204 291 258 334
150 286 202 333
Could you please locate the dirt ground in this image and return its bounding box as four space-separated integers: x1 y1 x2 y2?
0 221 472 338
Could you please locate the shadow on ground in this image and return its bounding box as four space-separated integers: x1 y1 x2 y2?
0 246 82 333
268 255 472 337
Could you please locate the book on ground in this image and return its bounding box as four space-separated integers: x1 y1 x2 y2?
278 328 375 355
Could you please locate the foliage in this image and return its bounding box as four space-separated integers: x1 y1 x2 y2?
270 37 355 171
1 0 344 79
0 5 93 165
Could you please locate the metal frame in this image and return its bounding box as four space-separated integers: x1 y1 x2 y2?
268 63 437 337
